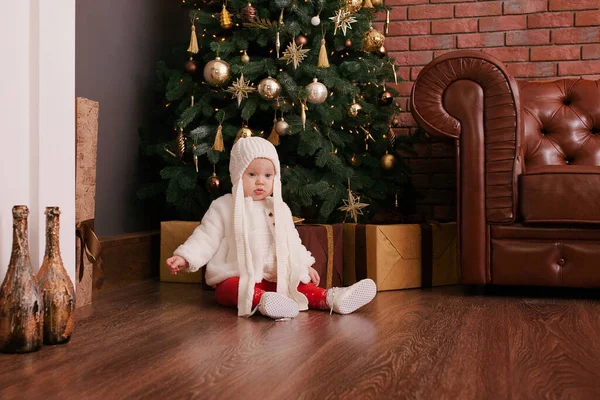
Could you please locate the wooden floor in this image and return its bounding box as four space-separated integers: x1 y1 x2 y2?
2 281 600 400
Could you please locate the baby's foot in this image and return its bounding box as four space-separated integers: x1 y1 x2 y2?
257 292 299 320
327 279 377 314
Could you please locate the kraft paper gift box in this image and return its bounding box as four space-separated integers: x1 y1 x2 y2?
159 221 204 284
295 224 343 289
343 223 459 291
75 97 103 307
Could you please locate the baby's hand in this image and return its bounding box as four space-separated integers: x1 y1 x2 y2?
166 255 189 275
309 267 320 286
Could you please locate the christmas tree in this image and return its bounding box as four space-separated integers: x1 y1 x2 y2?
139 0 414 223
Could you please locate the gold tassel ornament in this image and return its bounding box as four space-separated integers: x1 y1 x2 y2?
187 21 199 54
213 114 225 152
318 38 330 68
267 113 280 146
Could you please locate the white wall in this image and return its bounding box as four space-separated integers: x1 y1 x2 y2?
0 0 75 284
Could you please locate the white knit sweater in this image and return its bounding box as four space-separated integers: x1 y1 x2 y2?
174 194 314 289
247 199 277 282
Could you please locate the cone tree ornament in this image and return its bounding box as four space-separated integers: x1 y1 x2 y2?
220 4 233 29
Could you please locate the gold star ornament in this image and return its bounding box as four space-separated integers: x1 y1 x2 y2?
330 9 357 36
280 41 310 69
225 73 257 106
338 185 369 223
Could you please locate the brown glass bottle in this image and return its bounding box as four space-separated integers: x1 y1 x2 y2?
36 207 75 345
0 206 44 353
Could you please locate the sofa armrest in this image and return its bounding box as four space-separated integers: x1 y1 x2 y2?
410 50 523 224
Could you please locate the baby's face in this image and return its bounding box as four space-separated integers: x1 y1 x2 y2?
242 158 275 201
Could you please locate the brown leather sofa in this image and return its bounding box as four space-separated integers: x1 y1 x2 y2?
410 50 600 288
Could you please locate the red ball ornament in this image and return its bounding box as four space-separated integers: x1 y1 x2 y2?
344 39 352 48
206 173 221 193
184 57 197 74
295 35 308 47
241 3 257 22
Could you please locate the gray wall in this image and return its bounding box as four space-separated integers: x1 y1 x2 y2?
76 0 187 236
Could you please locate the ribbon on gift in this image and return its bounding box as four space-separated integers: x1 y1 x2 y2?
295 223 338 289
354 224 368 282
323 225 334 289
75 219 103 282
420 223 434 288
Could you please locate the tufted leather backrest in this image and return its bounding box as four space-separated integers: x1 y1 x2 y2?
519 79 600 170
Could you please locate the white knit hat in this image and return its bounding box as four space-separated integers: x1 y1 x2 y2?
229 137 308 316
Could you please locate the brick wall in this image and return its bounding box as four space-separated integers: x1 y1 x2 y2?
378 0 600 221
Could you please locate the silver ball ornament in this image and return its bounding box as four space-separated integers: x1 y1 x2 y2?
203 57 232 87
258 77 282 100
311 15 321 26
306 78 328 104
274 119 290 136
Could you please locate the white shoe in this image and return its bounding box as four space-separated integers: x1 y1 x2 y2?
257 292 299 320
327 279 377 315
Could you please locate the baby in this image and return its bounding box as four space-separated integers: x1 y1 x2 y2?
166 136 376 320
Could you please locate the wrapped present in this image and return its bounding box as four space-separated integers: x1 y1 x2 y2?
159 221 203 284
75 97 103 308
420 223 459 287
343 223 459 291
296 224 343 289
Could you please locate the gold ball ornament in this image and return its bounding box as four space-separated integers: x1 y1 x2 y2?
344 39 353 48
371 0 382 6
362 27 386 53
348 101 363 118
206 173 221 193
237 126 254 139
381 152 397 171
345 0 363 13
203 57 232 87
379 90 394 106
184 57 197 74
306 78 328 104
274 118 290 135
392 117 399 127
241 50 250 64
257 77 282 100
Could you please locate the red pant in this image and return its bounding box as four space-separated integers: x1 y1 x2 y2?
215 277 329 310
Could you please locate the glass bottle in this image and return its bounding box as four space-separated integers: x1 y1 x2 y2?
36 207 75 344
0 205 44 353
